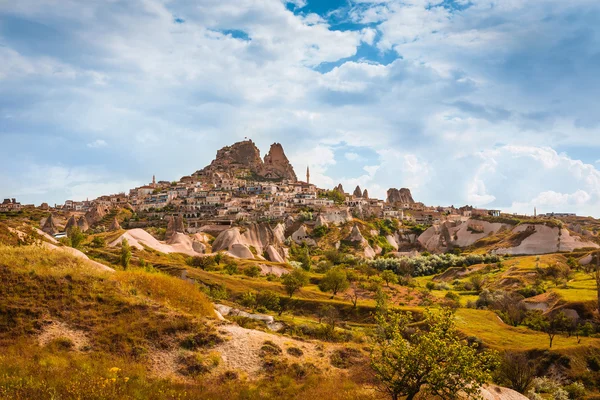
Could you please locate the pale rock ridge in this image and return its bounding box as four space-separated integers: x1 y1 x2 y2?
211 223 287 260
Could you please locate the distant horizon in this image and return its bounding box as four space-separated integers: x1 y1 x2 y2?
2 1 600 216
2 138 593 219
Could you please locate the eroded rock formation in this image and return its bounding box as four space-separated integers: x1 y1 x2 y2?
195 140 297 182
353 186 362 198
386 188 415 204
42 214 58 236
260 143 297 181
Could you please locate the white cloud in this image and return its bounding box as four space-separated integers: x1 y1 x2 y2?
87 139 107 148
1 0 600 214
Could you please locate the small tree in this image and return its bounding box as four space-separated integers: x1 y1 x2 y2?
120 238 131 270
68 226 85 249
523 310 571 348
381 270 398 288
319 267 350 298
282 269 309 298
497 351 535 394
370 308 498 400
91 236 106 248
346 282 360 308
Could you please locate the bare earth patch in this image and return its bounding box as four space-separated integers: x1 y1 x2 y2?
38 321 90 351
213 324 323 376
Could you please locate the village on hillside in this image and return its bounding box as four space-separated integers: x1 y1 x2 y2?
3 140 513 230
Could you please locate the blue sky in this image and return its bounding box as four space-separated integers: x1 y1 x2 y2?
1 0 600 216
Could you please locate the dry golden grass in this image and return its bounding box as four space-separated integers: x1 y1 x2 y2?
0 244 109 278
113 270 214 317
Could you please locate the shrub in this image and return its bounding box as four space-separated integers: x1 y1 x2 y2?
224 263 239 275
243 265 261 277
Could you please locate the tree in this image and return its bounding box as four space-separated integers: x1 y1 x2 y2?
120 238 131 270
523 310 571 348
67 226 85 249
497 351 535 394
370 308 498 400
91 236 106 248
346 282 360 308
282 269 309 298
381 270 398 288
319 267 350 298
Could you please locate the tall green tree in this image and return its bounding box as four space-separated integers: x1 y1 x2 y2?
319 267 350 298
282 268 309 298
120 238 132 270
370 308 498 400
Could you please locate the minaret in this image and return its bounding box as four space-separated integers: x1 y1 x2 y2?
152 174 156 188
534 207 537 218
306 166 310 185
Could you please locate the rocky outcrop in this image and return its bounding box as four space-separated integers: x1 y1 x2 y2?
345 225 365 243
165 215 185 239
495 225 599 255
320 209 352 225
386 188 414 204
108 217 121 231
65 216 77 232
229 243 255 259
315 215 328 228
333 183 345 194
479 384 528 400
291 225 316 246
266 245 285 263
42 214 58 236
211 223 287 259
344 225 375 259
362 189 369 199
195 140 297 182
85 205 107 226
419 220 508 253
260 143 297 181
419 219 600 255
77 216 89 232
353 186 362 198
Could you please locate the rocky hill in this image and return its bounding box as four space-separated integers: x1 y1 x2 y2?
195 140 297 181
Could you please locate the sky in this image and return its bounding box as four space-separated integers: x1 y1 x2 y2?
1 0 600 216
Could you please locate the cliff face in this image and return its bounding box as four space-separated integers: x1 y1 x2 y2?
260 143 297 181
197 140 263 176
196 140 297 182
387 188 414 204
